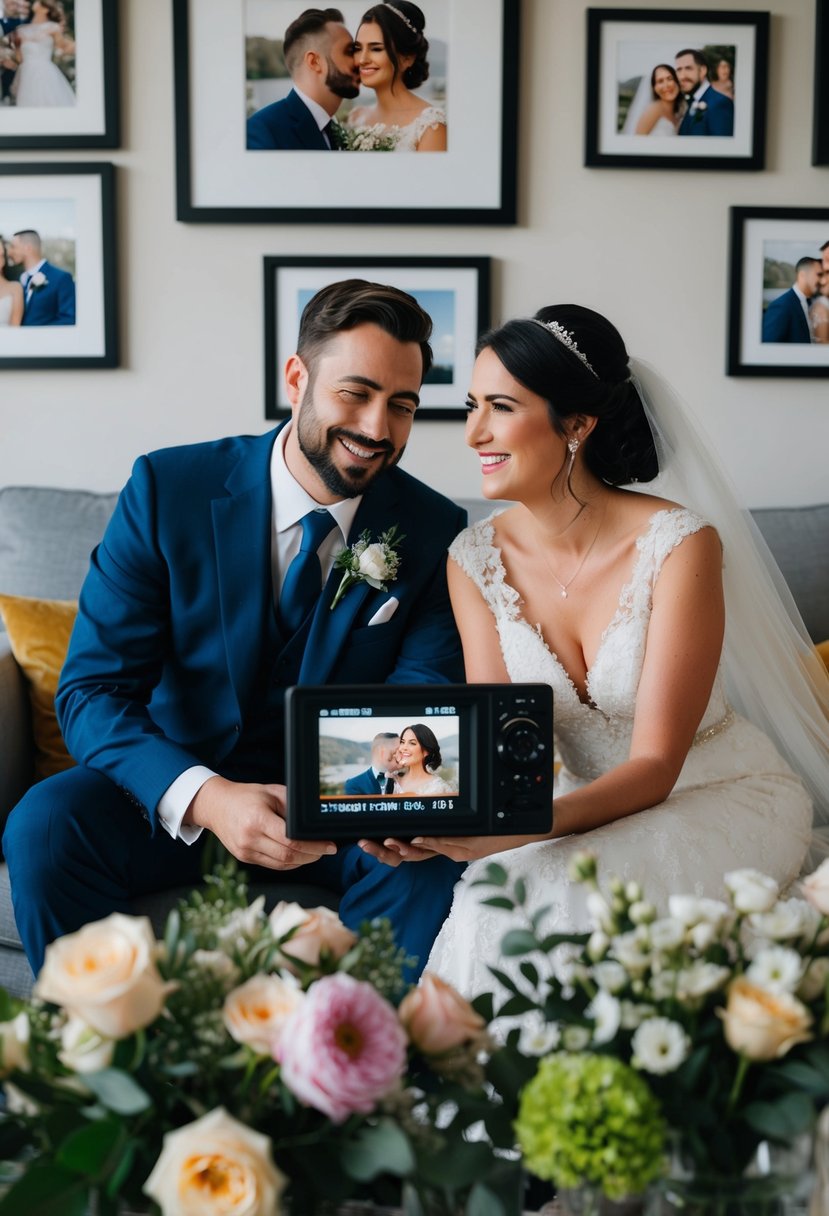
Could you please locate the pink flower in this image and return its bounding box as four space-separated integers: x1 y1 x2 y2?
277 973 407 1123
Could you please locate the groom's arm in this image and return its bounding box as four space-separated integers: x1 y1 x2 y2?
52 270 76 325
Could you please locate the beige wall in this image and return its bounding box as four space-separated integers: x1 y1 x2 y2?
0 0 826 505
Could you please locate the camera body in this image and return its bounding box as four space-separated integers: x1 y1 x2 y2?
286 683 554 840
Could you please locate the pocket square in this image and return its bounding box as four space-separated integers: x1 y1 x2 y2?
367 596 399 626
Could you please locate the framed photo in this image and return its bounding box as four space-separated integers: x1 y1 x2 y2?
814 0 829 166
0 163 117 368
585 8 768 170
173 0 518 224
0 0 119 149
264 255 490 419
727 207 829 378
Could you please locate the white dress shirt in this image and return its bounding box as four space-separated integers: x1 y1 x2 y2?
293 85 335 147
157 424 361 842
793 285 813 338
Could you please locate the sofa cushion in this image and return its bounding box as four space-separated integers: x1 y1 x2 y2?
0 486 117 602
0 595 77 781
751 504 829 644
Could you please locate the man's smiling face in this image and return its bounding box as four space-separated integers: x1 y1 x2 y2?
286 323 423 501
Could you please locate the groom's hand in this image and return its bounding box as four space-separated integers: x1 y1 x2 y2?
186 775 337 870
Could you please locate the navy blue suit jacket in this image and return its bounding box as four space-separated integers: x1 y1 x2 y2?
22 262 76 326
762 288 812 344
345 767 384 796
247 88 330 150
56 427 466 824
678 83 733 136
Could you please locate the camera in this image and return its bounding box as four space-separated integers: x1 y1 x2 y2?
285 683 554 840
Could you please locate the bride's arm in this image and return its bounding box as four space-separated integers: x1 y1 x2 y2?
416 119 447 151
446 556 509 682
10 283 23 326
634 101 662 135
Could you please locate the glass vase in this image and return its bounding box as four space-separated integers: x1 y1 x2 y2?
553 1187 656 1216
658 1134 815 1216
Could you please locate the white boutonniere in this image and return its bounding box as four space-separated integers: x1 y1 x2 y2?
29 271 48 290
691 101 707 117
330 525 404 610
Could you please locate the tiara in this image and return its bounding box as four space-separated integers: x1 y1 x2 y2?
531 318 598 378
383 2 417 34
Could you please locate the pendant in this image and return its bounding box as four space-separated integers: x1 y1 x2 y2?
560 589 567 598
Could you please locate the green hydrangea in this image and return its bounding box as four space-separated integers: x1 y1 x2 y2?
515 1052 665 1200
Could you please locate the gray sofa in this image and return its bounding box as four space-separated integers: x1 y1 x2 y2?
1 485 827 998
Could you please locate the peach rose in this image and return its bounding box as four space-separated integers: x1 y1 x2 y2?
144 1107 285 1216
801 859 829 917
34 912 172 1039
398 972 486 1054
718 977 813 1061
223 974 304 1054
269 902 356 969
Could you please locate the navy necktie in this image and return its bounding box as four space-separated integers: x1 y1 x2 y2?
278 509 335 635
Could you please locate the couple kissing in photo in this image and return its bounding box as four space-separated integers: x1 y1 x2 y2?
344 727 455 798
246 3 446 153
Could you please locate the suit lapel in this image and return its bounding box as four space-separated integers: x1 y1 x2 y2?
212 429 280 714
299 473 403 683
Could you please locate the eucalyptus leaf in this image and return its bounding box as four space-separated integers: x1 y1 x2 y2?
519 961 539 987
512 878 526 907
499 929 539 956
496 994 539 1018
467 1181 507 1216
742 1091 815 1139
479 897 516 911
340 1118 414 1181
470 863 508 888
81 1069 152 1116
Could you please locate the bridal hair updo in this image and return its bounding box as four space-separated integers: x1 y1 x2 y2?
477 304 659 486
399 723 442 773
359 2 430 89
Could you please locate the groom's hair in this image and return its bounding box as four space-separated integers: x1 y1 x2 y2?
796 257 820 274
283 8 346 74
12 229 41 254
676 48 709 72
297 279 434 378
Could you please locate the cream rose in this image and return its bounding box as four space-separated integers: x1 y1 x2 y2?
801 859 829 917
34 912 172 1039
718 977 813 1061
223 974 304 1054
144 1107 285 1216
724 869 779 914
269 902 356 969
0 1012 30 1076
357 543 391 582
58 1015 115 1074
398 972 486 1054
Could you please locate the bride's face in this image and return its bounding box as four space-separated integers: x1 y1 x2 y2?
397 730 425 768
465 347 566 503
354 22 395 91
653 67 679 103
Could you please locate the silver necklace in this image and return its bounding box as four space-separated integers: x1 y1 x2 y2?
539 513 603 599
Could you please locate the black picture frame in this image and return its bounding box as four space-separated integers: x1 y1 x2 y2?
814 0 829 166
173 0 519 224
585 8 768 170
264 255 491 419
0 163 117 369
0 0 119 150
727 206 829 378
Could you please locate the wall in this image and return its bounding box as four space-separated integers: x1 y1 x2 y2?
0 0 826 506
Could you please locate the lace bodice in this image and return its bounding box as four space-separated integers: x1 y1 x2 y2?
450 508 730 782
346 104 446 151
17 20 60 55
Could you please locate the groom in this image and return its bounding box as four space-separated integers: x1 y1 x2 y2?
675 48 734 136
9 229 76 326
4 279 467 976
246 7 359 150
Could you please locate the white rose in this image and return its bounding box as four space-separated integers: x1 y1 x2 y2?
518 1014 561 1057
689 921 719 952
593 960 628 994
30 271 47 289
357 543 390 582
649 970 680 1002
668 895 730 928
801 860 829 916
34 913 172 1039
0 1012 30 1076
269 903 356 970
216 896 267 949
620 1000 655 1030
611 928 652 976
192 949 240 985
144 1107 285 1216
648 917 686 953
223 974 304 1054
632 1017 690 1075
675 962 731 1003
58 1016 115 1074
749 899 819 942
724 870 779 914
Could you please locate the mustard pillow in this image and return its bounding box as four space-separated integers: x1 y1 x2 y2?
0 594 78 781
818 640 829 672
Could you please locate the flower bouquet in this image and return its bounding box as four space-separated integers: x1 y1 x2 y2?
476 855 829 1214
0 863 523 1216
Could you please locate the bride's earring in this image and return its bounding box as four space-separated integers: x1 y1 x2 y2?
567 436 580 476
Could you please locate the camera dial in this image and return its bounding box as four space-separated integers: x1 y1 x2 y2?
496 715 545 769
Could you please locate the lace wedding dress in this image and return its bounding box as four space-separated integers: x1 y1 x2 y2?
426 507 813 999
13 22 75 107
346 104 445 150
0 295 13 325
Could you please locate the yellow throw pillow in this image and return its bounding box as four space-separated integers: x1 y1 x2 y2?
818 640 829 672
0 594 78 781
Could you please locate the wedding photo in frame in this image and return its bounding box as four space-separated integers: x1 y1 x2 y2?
585 8 768 170
0 0 118 149
0 163 117 368
264 256 490 419
814 0 829 166
173 0 518 224
727 207 829 378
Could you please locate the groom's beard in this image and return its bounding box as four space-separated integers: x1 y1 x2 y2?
296 385 403 499
326 60 359 100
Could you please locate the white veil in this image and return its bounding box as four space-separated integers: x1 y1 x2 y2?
629 359 829 866
622 74 653 134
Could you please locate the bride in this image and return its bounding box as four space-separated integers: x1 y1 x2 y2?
11 0 75 108
0 238 23 326
360 305 829 999
624 64 684 136
347 2 446 151
391 725 455 797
